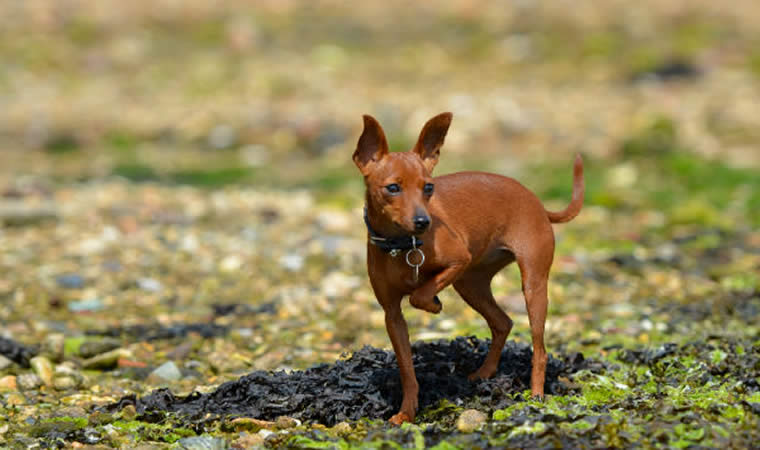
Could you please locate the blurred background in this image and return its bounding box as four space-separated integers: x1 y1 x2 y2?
1 0 759 371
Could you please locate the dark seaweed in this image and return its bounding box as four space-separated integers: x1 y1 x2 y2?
0 336 38 368
107 337 599 426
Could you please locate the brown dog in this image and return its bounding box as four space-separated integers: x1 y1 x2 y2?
353 112 583 425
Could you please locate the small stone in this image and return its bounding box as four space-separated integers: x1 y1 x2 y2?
0 355 12 371
42 333 65 362
56 274 85 289
82 349 128 370
220 254 243 272
137 278 162 292
17 373 43 391
79 338 122 358
53 376 79 391
456 409 488 433
332 421 352 435
178 435 228 450
166 342 194 361
147 361 182 384
230 417 274 432
88 410 114 426
0 201 57 226
232 432 265 449
275 416 300 429
208 124 237 150
6 392 25 405
30 356 55 386
0 375 17 392
257 429 275 439
120 404 137 421
68 298 104 312
279 254 304 272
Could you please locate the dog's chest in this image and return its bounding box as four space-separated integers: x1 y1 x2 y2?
370 251 437 291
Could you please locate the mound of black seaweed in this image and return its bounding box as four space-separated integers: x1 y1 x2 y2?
111 337 598 426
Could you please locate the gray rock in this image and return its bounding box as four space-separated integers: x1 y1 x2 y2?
456 409 488 433
177 435 228 450
56 274 85 289
79 338 121 358
147 361 182 383
30 356 55 386
17 373 43 390
207 124 237 150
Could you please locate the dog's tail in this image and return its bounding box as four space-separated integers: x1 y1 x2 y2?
546 154 584 224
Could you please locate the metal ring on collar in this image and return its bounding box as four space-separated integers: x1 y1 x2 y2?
405 248 425 267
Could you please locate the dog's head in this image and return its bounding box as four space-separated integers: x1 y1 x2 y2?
353 112 452 235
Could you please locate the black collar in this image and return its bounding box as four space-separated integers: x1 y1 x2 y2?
363 207 422 255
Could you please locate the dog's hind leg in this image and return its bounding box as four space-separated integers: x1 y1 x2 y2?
453 263 513 380
516 246 553 398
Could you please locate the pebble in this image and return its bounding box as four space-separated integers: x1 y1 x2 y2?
0 355 12 371
17 373 43 391
456 409 488 433
79 338 122 358
147 361 183 383
275 416 300 429
0 375 17 392
5 392 25 405
207 124 237 150
240 144 270 168
219 254 243 272
166 342 194 361
0 202 57 226
257 429 275 439
279 254 304 272
121 404 137 421
30 356 55 386
53 376 79 391
42 333 65 362
137 278 163 292
332 421 352 435
88 410 114 426
56 273 85 289
68 298 105 313
82 349 128 370
177 435 228 450
230 417 274 432
232 432 265 448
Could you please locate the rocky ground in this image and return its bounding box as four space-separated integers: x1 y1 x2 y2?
1 1 759 448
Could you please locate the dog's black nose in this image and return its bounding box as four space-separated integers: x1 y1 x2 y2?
413 215 430 231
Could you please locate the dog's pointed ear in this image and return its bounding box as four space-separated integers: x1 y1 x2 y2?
413 112 452 172
353 115 389 176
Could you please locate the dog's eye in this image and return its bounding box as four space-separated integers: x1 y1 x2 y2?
423 183 434 195
385 183 401 194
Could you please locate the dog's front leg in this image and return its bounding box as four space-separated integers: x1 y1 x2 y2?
409 254 470 314
370 275 419 425
383 302 419 424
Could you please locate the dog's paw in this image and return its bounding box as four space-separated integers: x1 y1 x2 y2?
389 412 414 426
410 294 442 314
